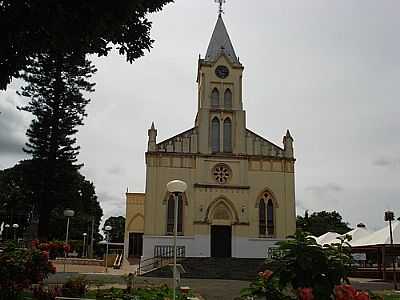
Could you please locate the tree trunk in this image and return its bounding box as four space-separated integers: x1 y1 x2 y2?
37 52 63 241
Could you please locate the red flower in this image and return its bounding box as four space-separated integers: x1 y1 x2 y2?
258 270 273 280
354 291 370 300
63 244 71 253
335 285 357 300
31 240 39 249
298 288 314 300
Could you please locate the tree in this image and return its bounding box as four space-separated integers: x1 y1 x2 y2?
0 0 173 90
104 216 126 243
0 161 103 242
296 210 352 236
16 52 96 240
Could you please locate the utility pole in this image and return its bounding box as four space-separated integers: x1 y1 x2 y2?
89 216 95 258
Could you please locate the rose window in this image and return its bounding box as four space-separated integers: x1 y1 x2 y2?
213 164 231 184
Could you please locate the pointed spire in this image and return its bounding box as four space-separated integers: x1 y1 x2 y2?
148 122 157 152
205 15 239 64
283 129 294 158
285 129 293 140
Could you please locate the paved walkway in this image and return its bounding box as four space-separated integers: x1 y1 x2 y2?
47 271 399 300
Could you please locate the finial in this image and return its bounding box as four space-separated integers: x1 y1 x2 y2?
151 122 155 130
215 0 226 16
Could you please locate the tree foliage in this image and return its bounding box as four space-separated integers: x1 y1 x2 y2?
104 216 126 243
0 0 173 90
15 52 97 240
0 161 103 241
296 210 352 237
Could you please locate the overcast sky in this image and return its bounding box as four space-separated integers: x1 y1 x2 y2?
1 0 399 231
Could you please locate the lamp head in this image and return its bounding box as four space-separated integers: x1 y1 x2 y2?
385 210 395 222
167 180 187 193
64 209 75 217
4 224 10 228
12 224 19 229
83 232 87 236
104 225 112 231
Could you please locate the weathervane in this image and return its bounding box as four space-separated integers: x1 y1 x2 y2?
215 0 226 16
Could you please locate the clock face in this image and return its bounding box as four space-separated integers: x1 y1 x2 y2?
215 65 229 79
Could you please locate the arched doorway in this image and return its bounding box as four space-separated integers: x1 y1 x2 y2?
207 200 236 258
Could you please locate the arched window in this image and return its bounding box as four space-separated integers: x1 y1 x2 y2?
224 89 232 109
167 194 183 234
267 199 274 235
259 199 266 236
211 88 219 108
223 118 232 152
211 117 220 153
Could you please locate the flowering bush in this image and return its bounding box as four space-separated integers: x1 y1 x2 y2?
32 240 71 259
0 243 55 300
61 276 88 297
241 231 383 300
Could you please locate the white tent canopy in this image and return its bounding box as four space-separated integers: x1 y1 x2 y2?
316 232 341 245
345 227 371 244
351 221 400 247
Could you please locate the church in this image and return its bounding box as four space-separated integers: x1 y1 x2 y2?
124 13 296 261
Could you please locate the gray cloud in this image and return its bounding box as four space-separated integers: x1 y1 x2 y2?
1 0 400 230
107 166 125 176
373 157 400 168
0 87 30 156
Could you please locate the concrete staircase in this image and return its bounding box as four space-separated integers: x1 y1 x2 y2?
142 257 266 281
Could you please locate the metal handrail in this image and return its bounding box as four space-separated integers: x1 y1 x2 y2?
137 247 185 275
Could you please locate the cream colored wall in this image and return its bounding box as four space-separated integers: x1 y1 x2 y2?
141 48 296 244
125 193 145 235
143 154 296 239
197 55 246 155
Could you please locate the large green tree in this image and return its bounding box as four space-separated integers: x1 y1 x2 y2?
104 216 125 243
296 210 352 237
17 52 96 240
0 0 173 90
0 161 103 241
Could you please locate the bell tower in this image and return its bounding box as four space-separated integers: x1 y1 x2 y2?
196 14 246 155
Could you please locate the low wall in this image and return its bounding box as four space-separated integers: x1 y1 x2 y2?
53 258 104 266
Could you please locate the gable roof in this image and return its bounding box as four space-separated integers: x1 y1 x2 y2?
351 221 400 247
205 15 239 64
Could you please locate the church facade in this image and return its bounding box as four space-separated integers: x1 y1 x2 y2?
124 15 296 260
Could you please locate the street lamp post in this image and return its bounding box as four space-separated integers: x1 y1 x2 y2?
4 224 10 240
385 210 398 290
12 223 19 241
63 209 75 273
82 233 87 258
104 225 112 273
166 180 187 300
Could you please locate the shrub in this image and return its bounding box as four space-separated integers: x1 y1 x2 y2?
0 242 55 300
32 285 61 300
241 230 381 300
61 276 88 298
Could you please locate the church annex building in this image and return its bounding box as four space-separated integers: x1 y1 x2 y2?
124 15 296 261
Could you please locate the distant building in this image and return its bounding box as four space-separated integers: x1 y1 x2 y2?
125 15 296 261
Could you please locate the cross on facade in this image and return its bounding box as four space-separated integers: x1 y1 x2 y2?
215 0 226 16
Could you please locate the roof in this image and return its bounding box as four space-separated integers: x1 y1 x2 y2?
351 221 400 247
205 15 239 64
345 227 371 244
316 232 341 246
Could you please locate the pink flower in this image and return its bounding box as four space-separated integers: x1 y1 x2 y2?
298 288 314 300
335 285 357 300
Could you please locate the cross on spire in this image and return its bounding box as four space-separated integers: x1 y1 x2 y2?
215 0 226 16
